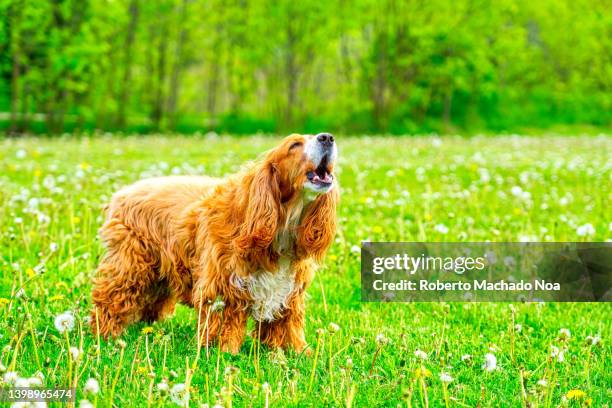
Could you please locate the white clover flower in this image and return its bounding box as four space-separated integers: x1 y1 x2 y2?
350 245 361 254
434 223 449 234
576 223 595 237
80 400 94 408
50 243 59 252
537 379 548 387
15 217 23 224
482 353 497 372
439 372 453 383
511 186 523 197
414 349 428 360
156 380 169 393
84 378 100 395
559 328 571 339
69 347 80 361
54 312 75 333
16 149 27 159
3 371 18 385
515 324 522 333
328 323 340 333
170 383 189 406
461 354 472 362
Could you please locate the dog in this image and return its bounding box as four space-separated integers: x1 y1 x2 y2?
91 133 339 353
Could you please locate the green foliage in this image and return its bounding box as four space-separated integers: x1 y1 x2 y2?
0 0 610 135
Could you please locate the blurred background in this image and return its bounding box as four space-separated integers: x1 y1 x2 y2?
0 0 610 136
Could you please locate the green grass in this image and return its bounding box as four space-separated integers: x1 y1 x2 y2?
0 134 610 407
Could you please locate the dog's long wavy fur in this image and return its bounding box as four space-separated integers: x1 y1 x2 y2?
91 134 338 353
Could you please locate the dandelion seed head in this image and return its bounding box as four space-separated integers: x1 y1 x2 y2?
170 383 189 406
84 378 99 395
3 371 18 385
439 372 453 383
80 399 95 408
54 312 75 334
559 328 571 340
156 380 169 393
482 353 497 372
375 333 389 346
69 347 80 361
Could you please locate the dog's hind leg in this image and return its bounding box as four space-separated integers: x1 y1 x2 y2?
91 219 159 338
141 282 178 323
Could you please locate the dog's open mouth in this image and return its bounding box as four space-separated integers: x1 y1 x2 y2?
307 154 333 187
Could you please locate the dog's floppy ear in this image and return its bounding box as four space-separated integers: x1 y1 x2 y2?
297 186 339 261
236 163 281 253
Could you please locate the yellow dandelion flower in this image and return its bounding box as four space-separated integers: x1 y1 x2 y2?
48 294 65 302
424 213 432 221
34 168 42 178
414 366 431 379
141 326 154 335
137 366 148 374
328 254 338 261
26 268 36 278
79 162 90 170
372 226 383 234
72 216 81 224
0 298 10 307
566 389 587 399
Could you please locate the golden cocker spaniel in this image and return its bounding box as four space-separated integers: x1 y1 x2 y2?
91 133 339 353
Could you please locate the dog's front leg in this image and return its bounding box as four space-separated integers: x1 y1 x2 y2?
193 275 248 355
256 291 308 353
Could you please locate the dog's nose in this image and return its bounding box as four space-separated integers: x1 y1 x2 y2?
316 133 334 147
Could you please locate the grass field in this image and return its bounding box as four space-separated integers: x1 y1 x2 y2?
0 134 610 407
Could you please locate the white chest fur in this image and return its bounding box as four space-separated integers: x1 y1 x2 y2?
232 257 296 322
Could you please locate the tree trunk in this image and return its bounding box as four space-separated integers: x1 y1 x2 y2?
284 22 298 127
167 0 190 130
443 88 453 132
8 2 22 135
116 0 140 129
152 25 168 130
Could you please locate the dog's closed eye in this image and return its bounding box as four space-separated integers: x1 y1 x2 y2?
289 141 303 151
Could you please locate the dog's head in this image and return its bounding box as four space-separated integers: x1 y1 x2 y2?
264 133 338 198
237 133 339 262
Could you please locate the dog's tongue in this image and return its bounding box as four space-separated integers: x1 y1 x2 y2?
313 172 333 184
